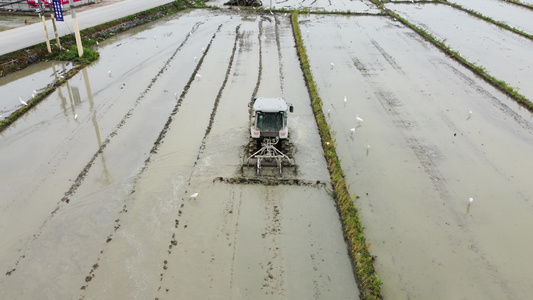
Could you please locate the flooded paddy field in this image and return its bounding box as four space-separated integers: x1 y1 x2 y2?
388 2 533 102
2 1 533 299
208 0 380 13
300 13 533 299
450 0 533 35
0 9 358 299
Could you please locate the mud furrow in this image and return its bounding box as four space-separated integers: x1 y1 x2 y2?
77 23 224 295
3 22 205 278
251 19 264 102
153 22 240 292
274 15 286 96
260 190 285 296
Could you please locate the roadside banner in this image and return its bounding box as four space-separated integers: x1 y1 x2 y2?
52 0 64 21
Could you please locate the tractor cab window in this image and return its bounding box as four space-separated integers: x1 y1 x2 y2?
257 112 283 132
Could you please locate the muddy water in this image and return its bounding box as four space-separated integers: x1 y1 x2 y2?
0 61 74 116
83 11 356 299
0 10 229 297
0 15 40 31
389 3 533 103
450 0 533 35
209 0 379 13
1 9 358 299
300 14 533 299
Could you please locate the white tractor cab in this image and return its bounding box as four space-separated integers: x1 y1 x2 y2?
246 97 295 175
250 97 294 141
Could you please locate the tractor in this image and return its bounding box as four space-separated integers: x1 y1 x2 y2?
244 97 295 176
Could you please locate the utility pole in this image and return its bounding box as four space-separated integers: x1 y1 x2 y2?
37 0 52 53
71 9 83 57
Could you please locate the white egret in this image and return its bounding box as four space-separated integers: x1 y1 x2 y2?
330 62 335 67
196 74 202 78
107 70 112 77
467 197 474 214
194 56 197 61
344 95 347 103
356 114 363 124
350 128 356 135
19 97 27 106
74 113 78 120
190 191 199 198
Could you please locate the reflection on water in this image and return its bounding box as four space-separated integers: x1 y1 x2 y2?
0 61 74 117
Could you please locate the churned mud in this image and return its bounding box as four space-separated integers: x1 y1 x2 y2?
0 9 357 299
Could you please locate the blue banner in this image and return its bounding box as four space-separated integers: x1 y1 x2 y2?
52 0 64 22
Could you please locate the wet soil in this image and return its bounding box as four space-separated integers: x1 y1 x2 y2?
2 1 533 299
388 2 533 102
300 13 533 299
450 0 533 35
0 9 357 299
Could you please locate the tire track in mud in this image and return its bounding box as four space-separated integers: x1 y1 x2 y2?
3 22 206 278
437 59 533 135
360 43 518 297
148 23 241 296
77 22 227 296
274 15 286 96
370 39 405 75
259 190 285 296
374 86 518 300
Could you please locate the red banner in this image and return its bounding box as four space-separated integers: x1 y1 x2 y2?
28 0 69 7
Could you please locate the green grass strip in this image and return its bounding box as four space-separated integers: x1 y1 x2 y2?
386 9 533 111
290 10 383 300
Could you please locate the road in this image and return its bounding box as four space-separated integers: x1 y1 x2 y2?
0 0 174 56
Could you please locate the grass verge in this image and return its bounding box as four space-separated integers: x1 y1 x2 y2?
291 10 383 300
